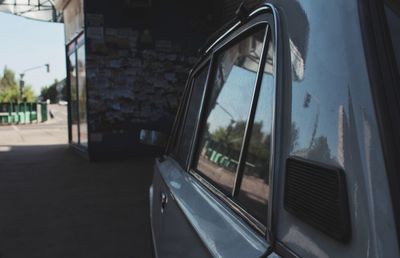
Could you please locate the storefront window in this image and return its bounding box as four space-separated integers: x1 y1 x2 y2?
77 45 87 146
68 34 87 148
68 52 79 144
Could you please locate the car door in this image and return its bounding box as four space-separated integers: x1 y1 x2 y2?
150 61 212 258
150 11 278 258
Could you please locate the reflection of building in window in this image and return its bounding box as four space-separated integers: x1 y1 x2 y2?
195 28 266 196
290 39 304 81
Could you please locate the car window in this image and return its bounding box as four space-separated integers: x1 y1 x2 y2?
176 63 210 166
236 40 274 225
194 27 266 196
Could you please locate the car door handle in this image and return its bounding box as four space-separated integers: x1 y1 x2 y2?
160 192 168 213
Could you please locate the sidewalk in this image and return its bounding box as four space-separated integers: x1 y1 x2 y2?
0 120 154 257
0 104 68 146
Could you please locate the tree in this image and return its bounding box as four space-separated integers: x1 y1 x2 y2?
0 67 20 102
0 67 18 90
23 86 37 102
0 67 37 102
0 84 19 102
40 79 58 103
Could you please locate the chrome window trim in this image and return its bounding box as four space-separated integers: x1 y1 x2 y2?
157 156 267 256
231 25 271 197
166 3 281 240
190 168 267 235
179 60 212 167
167 58 212 159
203 5 274 55
205 21 241 54
210 20 270 56
187 13 276 235
265 3 280 239
154 157 216 256
187 19 272 176
185 57 215 172
249 6 271 18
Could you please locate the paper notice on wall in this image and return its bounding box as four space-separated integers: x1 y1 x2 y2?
105 28 118 37
111 103 121 111
100 69 112 78
95 79 110 90
110 59 122 68
117 28 133 38
155 40 172 52
164 72 177 82
87 27 104 41
90 133 103 142
86 13 104 26
86 68 98 79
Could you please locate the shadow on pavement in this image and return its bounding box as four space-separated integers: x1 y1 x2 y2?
0 144 154 258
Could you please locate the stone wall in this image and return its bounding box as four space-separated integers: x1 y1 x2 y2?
80 0 268 159
83 0 219 159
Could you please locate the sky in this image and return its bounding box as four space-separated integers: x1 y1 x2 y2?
0 12 66 94
207 65 274 134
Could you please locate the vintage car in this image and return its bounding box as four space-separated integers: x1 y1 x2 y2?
150 0 400 257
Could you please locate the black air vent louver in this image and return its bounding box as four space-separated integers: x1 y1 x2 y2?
284 157 350 242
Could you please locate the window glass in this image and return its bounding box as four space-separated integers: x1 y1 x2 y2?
384 0 400 75
77 45 88 147
194 28 266 196
68 52 79 144
237 40 274 225
176 63 210 166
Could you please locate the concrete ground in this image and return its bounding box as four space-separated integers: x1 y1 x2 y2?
0 105 154 258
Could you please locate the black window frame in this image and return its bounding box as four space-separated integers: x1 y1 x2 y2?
193 26 269 197
359 0 400 251
171 60 212 168
67 32 87 150
185 12 277 236
166 74 192 155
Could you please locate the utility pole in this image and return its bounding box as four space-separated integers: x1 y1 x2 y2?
19 64 50 102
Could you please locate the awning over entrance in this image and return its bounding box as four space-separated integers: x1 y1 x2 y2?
0 0 62 22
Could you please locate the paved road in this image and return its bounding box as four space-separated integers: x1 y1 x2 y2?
0 109 154 258
0 104 68 146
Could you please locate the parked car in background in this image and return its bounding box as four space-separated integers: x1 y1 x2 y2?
150 0 400 257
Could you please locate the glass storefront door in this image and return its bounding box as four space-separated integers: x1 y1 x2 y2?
67 34 87 148
68 52 79 144
77 46 87 146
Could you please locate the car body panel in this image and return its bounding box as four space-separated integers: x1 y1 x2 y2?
150 162 211 258
268 0 400 257
151 157 268 258
150 1 400 257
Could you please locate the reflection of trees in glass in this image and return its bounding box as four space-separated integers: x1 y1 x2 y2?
290 122 300 152
196 28 266 194
308 135 332 163
245 121 271 179
208 120 272 177
211 120 245 152
0 67 37 102
292 131 333 164
69 57 77 101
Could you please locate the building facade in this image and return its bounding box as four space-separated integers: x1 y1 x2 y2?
55 0 260 160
